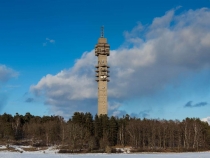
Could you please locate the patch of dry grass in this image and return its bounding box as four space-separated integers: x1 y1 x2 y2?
39 147 48 150
22 147 38 152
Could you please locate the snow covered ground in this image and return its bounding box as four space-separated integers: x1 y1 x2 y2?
0 152 210 158
0 145 210 158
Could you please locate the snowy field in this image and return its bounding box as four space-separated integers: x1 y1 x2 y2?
1 146 210 158
1 152 210 158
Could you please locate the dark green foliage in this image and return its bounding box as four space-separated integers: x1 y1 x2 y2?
0 112 210 152
108 116 118 146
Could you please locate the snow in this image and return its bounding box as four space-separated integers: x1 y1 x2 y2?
116 147 131 153
0 151 210 158
0 145 210 158
0 146 6 149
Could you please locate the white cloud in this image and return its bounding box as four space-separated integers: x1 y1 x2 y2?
201 117 210 125
0 65 18 83
31 8 210 117
31 51 96 100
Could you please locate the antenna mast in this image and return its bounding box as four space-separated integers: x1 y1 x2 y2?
101 26 104 38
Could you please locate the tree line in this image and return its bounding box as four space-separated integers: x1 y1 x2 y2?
0 112 210 152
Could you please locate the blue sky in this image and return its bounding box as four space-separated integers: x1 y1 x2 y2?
0 0 210 122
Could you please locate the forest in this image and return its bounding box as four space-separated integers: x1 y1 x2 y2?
0 112 210 153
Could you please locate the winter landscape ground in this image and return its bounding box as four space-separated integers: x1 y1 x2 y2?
1 152 210 158
1 146 210 158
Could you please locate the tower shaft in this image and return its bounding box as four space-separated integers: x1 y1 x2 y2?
95 36 110 115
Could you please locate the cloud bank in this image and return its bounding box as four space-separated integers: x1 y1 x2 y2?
31 8 210 118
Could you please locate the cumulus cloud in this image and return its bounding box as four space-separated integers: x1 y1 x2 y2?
31 8 210 117
30 51 97 116
184 101 208 108
31 51 96 99
0 65 18 83
201 117 210 125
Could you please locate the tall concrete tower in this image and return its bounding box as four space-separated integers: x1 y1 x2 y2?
95 27 110 115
